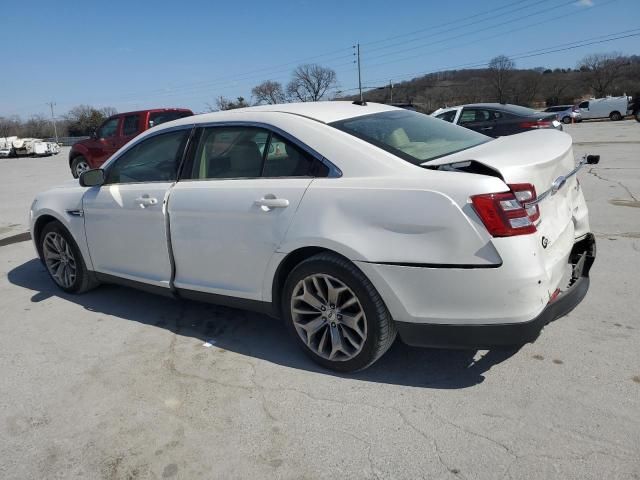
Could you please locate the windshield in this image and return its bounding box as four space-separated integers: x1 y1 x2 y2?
330 110 490 164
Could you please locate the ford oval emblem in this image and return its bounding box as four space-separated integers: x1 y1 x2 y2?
541 236 549 249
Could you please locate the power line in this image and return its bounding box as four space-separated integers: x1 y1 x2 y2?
360 0 621 72
342 29 640 94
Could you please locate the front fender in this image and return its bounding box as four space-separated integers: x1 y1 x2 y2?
30 188 93 270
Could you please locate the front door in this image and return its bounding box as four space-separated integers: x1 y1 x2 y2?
169 125 325 300
89 116 122 167
83 128 191 287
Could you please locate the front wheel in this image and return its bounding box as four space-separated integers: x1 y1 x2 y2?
71 156 90 178
635 111 640 122
40 221 98 293
282 253 397 372
562 116 572 124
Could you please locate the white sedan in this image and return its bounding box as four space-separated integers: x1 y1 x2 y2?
30 102 596 371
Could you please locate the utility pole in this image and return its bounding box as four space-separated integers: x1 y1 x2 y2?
389 81 394 104
46 101 59 143
354 43 363 104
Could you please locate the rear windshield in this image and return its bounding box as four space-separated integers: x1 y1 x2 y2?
148 111 192 128
330 110 489 164
499 104 540 117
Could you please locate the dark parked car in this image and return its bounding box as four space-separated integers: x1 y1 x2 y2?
431 103 562 137
69 108 193 177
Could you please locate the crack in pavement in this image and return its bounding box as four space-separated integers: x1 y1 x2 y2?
588 167 639 201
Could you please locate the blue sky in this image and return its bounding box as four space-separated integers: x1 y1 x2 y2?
1 0 638 118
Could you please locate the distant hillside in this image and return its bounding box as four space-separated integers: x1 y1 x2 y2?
345 54 640 113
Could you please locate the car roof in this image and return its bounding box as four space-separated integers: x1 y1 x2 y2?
187 101 399 125
111 108 193 117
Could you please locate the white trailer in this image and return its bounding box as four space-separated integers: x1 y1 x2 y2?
0 137 60 157
577 96 631 121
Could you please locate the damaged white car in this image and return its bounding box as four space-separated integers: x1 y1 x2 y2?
29 102 597 371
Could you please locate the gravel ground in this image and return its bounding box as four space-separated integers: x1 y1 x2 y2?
0 121 639 479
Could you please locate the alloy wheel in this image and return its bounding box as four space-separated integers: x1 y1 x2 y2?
75 160 89 177
290 274 367 361
43 232 77 289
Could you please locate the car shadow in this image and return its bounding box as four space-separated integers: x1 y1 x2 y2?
8 258 521 389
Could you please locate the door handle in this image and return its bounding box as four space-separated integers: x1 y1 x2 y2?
134 195 158 208
480 126 494 130
255 195 289 210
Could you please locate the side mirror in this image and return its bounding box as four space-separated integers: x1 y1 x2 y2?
586 155 600 165
79 168 105 187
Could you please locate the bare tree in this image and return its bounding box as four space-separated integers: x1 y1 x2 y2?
286 64 337 102
578 52 628 97
206 96 250 111
488 55 515 103
252 80 286 105
64 105 117 136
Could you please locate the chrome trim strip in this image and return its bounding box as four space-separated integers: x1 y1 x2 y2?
524 155 590 208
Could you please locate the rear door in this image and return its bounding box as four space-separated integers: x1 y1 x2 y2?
459 108 496 136
169 125 327 300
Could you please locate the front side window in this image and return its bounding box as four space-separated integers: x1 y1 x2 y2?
187 127 327 179
435 110 456 123
579 101 589 109
122 114 140 136
105 129 189 184
330 110 489 165
97 118 119 139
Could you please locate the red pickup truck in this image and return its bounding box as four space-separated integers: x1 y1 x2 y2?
69 108 193 177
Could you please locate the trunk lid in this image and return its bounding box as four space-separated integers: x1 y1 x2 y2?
425 129 585 283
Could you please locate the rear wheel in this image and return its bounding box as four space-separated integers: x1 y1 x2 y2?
283 252 396 372
40 221 98 294
635 111 640 122
609 111 623 121
71 156 90 178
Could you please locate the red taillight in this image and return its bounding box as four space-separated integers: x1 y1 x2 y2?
519 120 552 129
471 183 539 237
509 183 540 222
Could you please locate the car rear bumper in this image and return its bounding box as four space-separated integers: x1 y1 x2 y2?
394 234 596 348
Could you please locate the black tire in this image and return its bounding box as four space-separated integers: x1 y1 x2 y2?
609 111 622 121
282 252 397 372
70 155 89 178
635 111 640 123
562 116 572 124
40 221 99 294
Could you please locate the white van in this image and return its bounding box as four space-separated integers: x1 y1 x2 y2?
577 96 631 121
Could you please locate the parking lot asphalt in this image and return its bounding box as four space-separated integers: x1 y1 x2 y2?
1 122 639 479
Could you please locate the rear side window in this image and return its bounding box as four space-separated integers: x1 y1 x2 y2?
262 133 317 177
187 127 327 180
435 111 456 123
459 109 490 124
122 114 140 136
105 130 189 184
149 111 192 128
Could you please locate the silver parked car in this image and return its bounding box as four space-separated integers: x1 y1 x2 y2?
543 105 582 124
